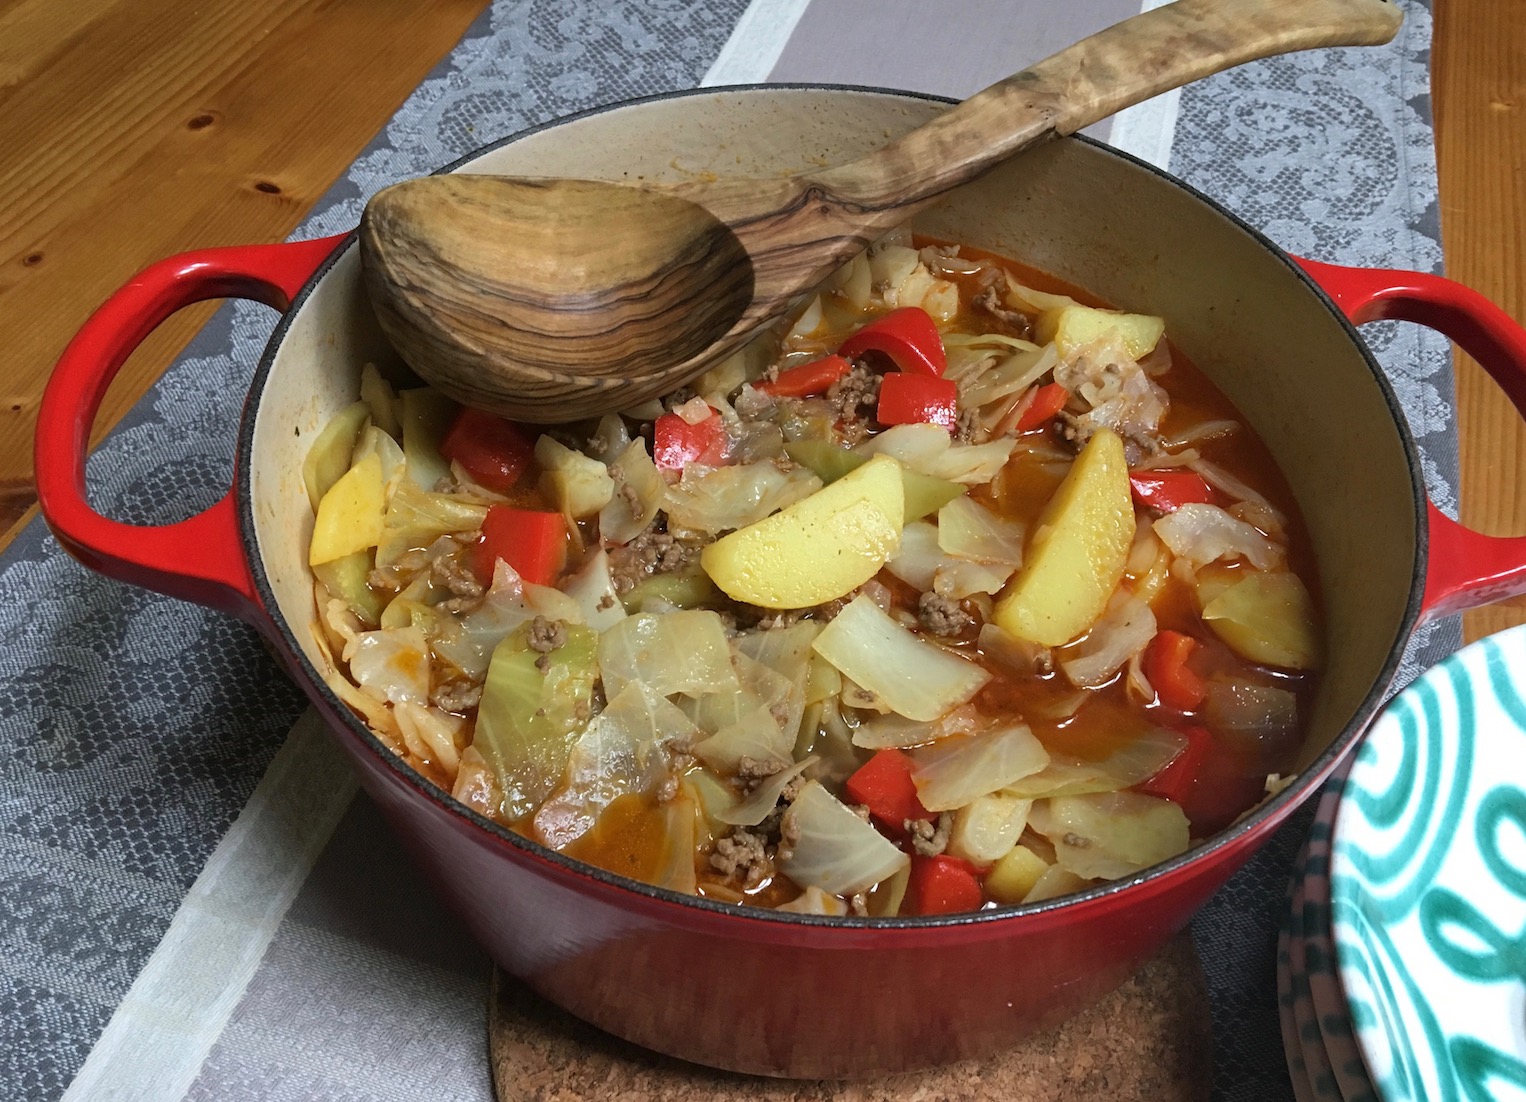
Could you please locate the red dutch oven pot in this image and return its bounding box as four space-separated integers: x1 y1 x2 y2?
33 87 1526 1078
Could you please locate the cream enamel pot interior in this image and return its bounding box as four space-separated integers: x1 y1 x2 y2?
36 86 1526 1078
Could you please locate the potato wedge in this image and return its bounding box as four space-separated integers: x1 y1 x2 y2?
991 428 1134 645
1037 303 1165 360
309 452 385 565
701 454 904 609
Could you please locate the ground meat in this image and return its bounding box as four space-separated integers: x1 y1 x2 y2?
918 591 973 637
710 827 771 889
607 523 708 593
431 679 482 714
974 282 1035 336
662 386 697 411
953 406 981 445
527 615 567 654
432 552 483 600
826 366 880 445
909 813 953 857
735 755 784 794
1062 832 1092 850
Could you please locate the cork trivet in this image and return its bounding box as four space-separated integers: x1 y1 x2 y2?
488 932 1212 1102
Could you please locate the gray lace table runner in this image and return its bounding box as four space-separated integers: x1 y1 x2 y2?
1 2 1456 1099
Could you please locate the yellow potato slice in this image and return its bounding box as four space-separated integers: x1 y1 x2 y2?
309 452 385 566
700 454 904 609
1037 303 1165 360
991 427 1134 646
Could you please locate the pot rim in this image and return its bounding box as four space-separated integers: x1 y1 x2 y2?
236 81 1428 932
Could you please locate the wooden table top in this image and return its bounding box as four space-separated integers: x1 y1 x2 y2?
3 0 1521 642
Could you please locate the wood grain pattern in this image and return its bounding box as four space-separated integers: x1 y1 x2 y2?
1434 0 1526 642
360 0 1402 422
0 0 490 544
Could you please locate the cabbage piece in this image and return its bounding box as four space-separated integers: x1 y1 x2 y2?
400 387 456 491
733 621 820 686
532 681 696 849
852 705 981 750
474 622 599 822
1153 503 1283 572
860 423 1017 485
812 595 991 722
586 413 632 465
1022 864 1091 904
537 435 615 520
599 439 664 543
662 462 821 535
375 477 490 569
348 625 431 707
1059 591 1157 688
935 559 1014 600
312 549 382 626
885 521 942 590
598 610 739 700
1201 571 1321 669
778 780 909 897
1027 792 1190 880
689 650 802 772
960 344 1058 409
620 569 721 614
651 788 701 895
910 724 1049 812
395 701 465 778
303 401 371 510
429 573 582 680
562 550 627 632
686 768 739 846
353 423 408 502
359 363 402 438
937 497 1025 566
948 793 1033 866
717 757 815 827
1003 728 1187 798
691 701 795 774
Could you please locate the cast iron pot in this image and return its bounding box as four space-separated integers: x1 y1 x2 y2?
35 86 1526 1078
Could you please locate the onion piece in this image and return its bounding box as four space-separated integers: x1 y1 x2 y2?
1026 792 1190 880
778 781 910 897
812 596 991 722
948 793 1033 866
910 724 1049 812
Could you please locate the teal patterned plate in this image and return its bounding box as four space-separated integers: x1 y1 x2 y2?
1331 624 1526 1102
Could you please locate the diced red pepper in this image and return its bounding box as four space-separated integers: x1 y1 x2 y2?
1145 630 1207 711
844 749 936 828
439 407 535 494
652 408 728 470
1128 469 1218 513
1013 382 1070 432
876 373 959 429
837 307 947 376
470 506 568 586
755 355 852 398
1137 725 1266 836
907 854 985 916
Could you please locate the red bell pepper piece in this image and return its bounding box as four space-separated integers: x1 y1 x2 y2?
1128 469 1218 513
652 408 728 470
470 506 568 586
876 372 959 429
755 355 852 398
1145 630 1207 711
439 407 535 494
837 307 947 376
1013 382 1070 432
907 854 985 916
844 749 936 827
1137 725 1266 836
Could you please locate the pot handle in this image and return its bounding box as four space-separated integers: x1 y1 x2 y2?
1297 256 1526 620
34 234 350 624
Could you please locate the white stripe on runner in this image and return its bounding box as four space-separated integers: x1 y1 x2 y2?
1106 0 1183 168
61 709 358 1102
701 0 814 87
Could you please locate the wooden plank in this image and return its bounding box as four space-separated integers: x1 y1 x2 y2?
0 0 490 540
1433 0 1526 641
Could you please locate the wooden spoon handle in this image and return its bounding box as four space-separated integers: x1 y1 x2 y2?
815 0 1401 211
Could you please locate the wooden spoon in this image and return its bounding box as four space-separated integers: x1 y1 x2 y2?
359 0 1401 422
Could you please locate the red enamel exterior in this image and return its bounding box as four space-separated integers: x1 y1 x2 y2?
31 176 1526 1075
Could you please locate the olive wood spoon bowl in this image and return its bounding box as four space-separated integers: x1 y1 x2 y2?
359 0 1401 422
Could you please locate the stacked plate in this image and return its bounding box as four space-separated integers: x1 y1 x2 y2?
1280 623 1526 1102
